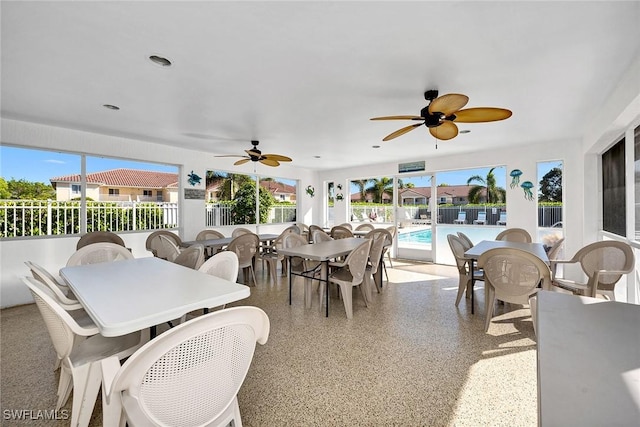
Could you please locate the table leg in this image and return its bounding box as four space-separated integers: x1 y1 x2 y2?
323 260 329 317
288 256 293 305
469 259 475 314
150 325 157 339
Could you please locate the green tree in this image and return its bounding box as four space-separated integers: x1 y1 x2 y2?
538 167 562 202
6 178 56 199
366 177 393 203
0 177 10 199
466 168 506 204
232 182 275 224
208 173 254 201
351 179 371 201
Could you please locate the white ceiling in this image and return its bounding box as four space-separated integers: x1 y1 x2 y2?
2 1 639 170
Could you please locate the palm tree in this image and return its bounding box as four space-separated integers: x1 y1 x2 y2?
208 173 254 201
466 167 506 204
351 179 371 202
367 177 394 203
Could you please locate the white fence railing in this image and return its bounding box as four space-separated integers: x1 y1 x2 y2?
204 203 296 226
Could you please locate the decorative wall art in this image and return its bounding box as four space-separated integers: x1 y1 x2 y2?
187 170 202 186
521 181 534 201
336 193 344 201
336 184 343 190
509 169 523 188
306 185 315 197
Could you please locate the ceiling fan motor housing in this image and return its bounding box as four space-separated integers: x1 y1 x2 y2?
420 105 444 128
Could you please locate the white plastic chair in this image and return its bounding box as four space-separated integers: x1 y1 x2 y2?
198 251 240 312
77 231 126 250
478 247 551 333
473 211 487 225
196 229 225 257
382 225 396 280
355 223 375 232
363 229 391 299
259 227 297 284
453 211 467 224
66 242 134 267
313 229 333 243
456 231 474 250
496 212 507 225
173 244 205 269
23 277 143 427
495 228 532 243
231 227 253 238
101 306 270 427
330 225 354 239
226 233 260 285
146 230 182 258
156 234 182 262
447 234 484 307
327 238 372 319
550 240 634 300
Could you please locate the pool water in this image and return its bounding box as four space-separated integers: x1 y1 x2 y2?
398 229 432 244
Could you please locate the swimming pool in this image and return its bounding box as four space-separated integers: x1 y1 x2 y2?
398 229 432 244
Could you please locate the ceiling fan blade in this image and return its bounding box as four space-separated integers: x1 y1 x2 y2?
370 115 424 121
382 123 423 141
453 107 512 123
234 158 251 165
428 93 469 116
260 158 280 167
429 121 458 140
215 154 246 158
263 154 292 162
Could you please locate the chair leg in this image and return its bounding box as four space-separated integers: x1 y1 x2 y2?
455 275 468 307
484 285 496 332
77 361 103 427
338 283 354 319
56 365 73 410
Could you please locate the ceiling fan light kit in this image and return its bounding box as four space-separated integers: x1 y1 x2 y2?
371 89 512 147
215 140 292 167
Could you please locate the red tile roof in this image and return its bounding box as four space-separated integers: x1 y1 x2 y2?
50 169 178 189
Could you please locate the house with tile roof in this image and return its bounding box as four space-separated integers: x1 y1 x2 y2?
351 185 488 206
205 179 297 202
50 169 179 202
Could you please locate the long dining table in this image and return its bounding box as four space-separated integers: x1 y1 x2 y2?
464 240 549 314
180 233 280 252
59 257 250 338
277 237 363 317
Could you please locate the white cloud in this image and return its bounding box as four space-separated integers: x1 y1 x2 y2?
45 159 65 164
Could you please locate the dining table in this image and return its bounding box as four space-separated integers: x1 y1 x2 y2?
180 233 280 252
59 257 250 338
464 240 549 314
277 237 364 317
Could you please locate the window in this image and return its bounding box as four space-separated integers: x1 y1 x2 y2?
259 176 297 224
537 160 563 251
634 125 640 241
205 171 257 226
349 176 395 224
143 190 152 196
602 138 626 236
0 145 179 238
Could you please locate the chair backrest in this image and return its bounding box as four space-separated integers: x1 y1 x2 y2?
22 276 92 361
226 233 260 269
282 224 301 235
386 225 397 241
295 223 309 234
576 240 635 293
476 212 486 221
25 261 79 307
355 223 375 232
155 234 182 261
498 212 507 223
106 306 270 427
456 231 474 250
447 234 469 275
457 211 466 221
173 245 205 270
495 228 532 243
313 229 333 243
365 229 391 272
546 237 565 261
337 222 353 230
146 230 182 257
66 242 134 267
231 227 253 238
77 231 125 250
344 238 373 286
478 247 551 303
196 229 225 241
198 251 239 282
283 233 309 273
330 225 354 239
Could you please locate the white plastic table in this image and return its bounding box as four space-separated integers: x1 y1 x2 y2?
60 257 250 337
537 290 640 425
278 237 364 317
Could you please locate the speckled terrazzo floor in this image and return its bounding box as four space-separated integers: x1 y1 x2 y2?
1 260 538 426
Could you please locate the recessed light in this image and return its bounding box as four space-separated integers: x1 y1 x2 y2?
102 104 120 110
372 145 381 149
460 130 471 134
313 155 321 158
149 54 172 67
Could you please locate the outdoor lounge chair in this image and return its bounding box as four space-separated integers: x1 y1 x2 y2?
453 211 466 224
496 212 507 225
473 211 487 225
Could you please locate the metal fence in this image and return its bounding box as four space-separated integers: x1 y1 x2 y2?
204 203 297 226
0 200 179 238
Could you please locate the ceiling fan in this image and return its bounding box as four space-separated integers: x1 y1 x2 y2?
371 89 512 143
215 140 292 167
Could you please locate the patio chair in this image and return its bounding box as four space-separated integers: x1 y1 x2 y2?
76 231 125 250
453 211 467 224
496 212 507 225
259 226 298 284
478 247 551 333
196 229 225 257
473 211 487 225
456 231 474 250
447 234 484 307
313 229 333 243
337 222 353 230
363 228 392 297
100 307 269 427
23 276 143 427
308 225 324 243
172 244 205 270
284 233 322 308
330 225 354 239
155 234 182 262
226 233 260 285
495 228 532 243
146 230 182 258
66 242 134 267
231 227 253 238
327 238 372 319
355 223 375 232
382 225 396 281
550 240 634 300
198 251 240 314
